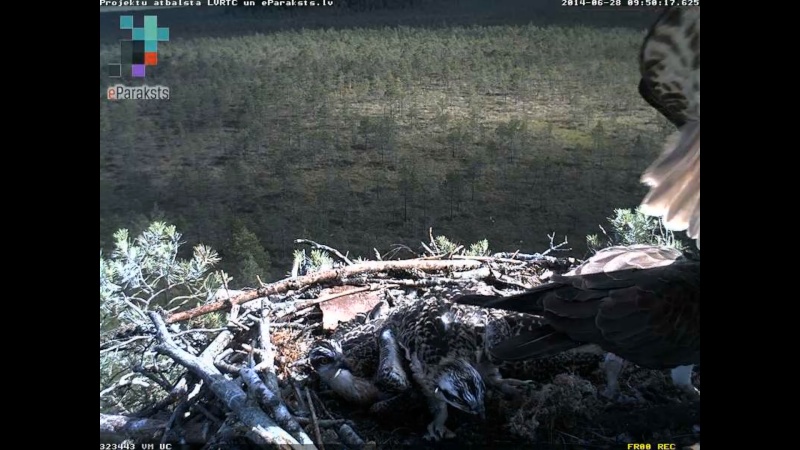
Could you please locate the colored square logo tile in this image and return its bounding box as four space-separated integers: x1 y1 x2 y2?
120 40 133 64
132 64 146 77
145 40 158 52
120 15 133 29
108 64 122 78
157 28 169 41
132 28 145 41
145 52 158 66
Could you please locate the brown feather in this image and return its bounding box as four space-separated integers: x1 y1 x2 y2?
640 121 700 246
452 245 700 369
638 6 700 248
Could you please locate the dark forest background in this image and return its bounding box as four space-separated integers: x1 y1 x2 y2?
99 0 672 287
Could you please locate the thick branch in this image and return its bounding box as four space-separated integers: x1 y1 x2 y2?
147 312 306 449
241 368 314 446
100 413 207 444
167 259 481 324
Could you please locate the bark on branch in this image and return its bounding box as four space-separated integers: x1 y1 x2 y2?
147 311 310 449
167 259 481 324
100 413 208 443
241 368 314 445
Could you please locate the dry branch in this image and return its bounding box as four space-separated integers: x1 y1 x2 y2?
100 413 207 444
213 348 241 375
241 368 314 445
448 255 528 265
450 267 493 280
146 311 307 449
306 387 325 450
295 239 354 265
358 277 468 288
167 259 481 324
200 330 234 363
295 418 351 427
255 311 281 383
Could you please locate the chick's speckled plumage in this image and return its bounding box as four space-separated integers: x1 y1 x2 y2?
308 289 604 440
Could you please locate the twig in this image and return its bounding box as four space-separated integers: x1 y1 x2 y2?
100 336 152 354
167 259 482 324
429 228 438 253
446 244 465 258
99 374 150 399
295 417 351 427
221 275 233 313
382 244 417 260
132 364 173 392
173 328 228 337
227 316 250 331
542 232 571 256
271 322 311 329
213 349 240 375
305 387 325 450
491 252 559 262
146 311 305 448
309 389 334 420
295 239 354 265
449 255 528 265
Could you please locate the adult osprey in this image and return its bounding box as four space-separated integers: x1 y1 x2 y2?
451 245 700 397
638 6 700 249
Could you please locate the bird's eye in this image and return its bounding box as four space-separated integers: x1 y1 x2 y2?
311 354 332 367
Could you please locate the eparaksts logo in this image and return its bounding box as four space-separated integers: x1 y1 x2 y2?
107 84 170 100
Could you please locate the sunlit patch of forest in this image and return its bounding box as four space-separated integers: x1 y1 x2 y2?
99 0 673 287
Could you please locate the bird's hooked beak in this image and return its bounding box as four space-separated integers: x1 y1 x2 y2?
331 359 351 379
435 387 486 419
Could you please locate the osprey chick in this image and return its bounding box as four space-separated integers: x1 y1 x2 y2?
308 293 545 441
